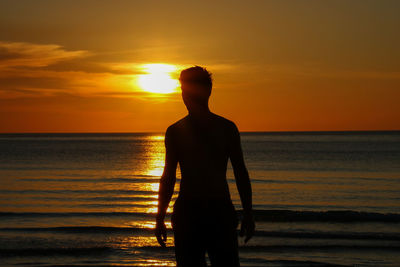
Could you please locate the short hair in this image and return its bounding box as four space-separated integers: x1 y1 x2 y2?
179 66 213 92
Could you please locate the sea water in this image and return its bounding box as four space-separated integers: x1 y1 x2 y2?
0 132 399 266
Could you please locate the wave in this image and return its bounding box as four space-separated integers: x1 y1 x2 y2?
3 209 398 222
0 211 153 218
251 209 400 222
0 226 152 234
0 189 158 195
17 176 182 183
0 247 113 257
237 244 400 251
1 243 399 258
33 196 160 202
254 230 400 240
241 258 351 267
18 177 164 183
1 226 399 241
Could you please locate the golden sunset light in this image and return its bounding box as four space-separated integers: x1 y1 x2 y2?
0 1 400 267
0 1 399 132
137 64 181 94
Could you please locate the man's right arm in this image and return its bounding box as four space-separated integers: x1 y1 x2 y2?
155 126 178 247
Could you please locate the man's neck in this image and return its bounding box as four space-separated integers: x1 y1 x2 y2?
188 105 211 119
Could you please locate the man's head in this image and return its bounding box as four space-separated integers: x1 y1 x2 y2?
179 66 212 110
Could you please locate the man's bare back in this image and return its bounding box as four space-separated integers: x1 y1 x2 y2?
167 113 237 200
155 66 254 267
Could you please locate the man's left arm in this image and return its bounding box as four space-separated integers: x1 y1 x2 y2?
229 122 255 243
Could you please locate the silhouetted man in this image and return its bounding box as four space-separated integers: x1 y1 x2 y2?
155 66 255 267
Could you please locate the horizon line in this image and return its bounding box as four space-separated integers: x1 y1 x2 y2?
1 130 399 134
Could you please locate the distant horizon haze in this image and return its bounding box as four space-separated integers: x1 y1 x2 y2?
1 130 400 134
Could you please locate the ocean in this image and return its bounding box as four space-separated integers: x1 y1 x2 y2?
0 131 399 266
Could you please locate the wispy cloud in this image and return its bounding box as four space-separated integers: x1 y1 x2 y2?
0 41 88 68
0 41 157 99
0 41 248 100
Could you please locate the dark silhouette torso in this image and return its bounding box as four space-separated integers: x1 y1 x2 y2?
169 113 234 202
164 112 243 267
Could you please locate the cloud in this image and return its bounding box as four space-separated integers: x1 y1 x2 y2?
0 41 88 68
0 41 248 100
0 41 92 97
0 41 188 101
0 41 146 99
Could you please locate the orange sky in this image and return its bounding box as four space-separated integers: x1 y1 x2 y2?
0 0 399 132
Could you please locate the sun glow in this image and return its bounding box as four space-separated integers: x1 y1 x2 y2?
137 63 180 94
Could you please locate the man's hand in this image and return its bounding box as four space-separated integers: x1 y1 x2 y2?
155 220 167 247
239 211 255 243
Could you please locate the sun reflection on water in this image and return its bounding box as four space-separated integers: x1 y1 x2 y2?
133 220 172 229
144 135 165 177
127 134 175 224
141 182 160 192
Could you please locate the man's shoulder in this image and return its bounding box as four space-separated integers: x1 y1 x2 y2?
166 114 238 134
211 113 238 132
165 116 189 134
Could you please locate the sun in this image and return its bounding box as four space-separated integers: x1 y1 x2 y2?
137 64 180 94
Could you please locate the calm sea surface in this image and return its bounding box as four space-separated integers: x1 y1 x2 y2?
0 132 399 266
